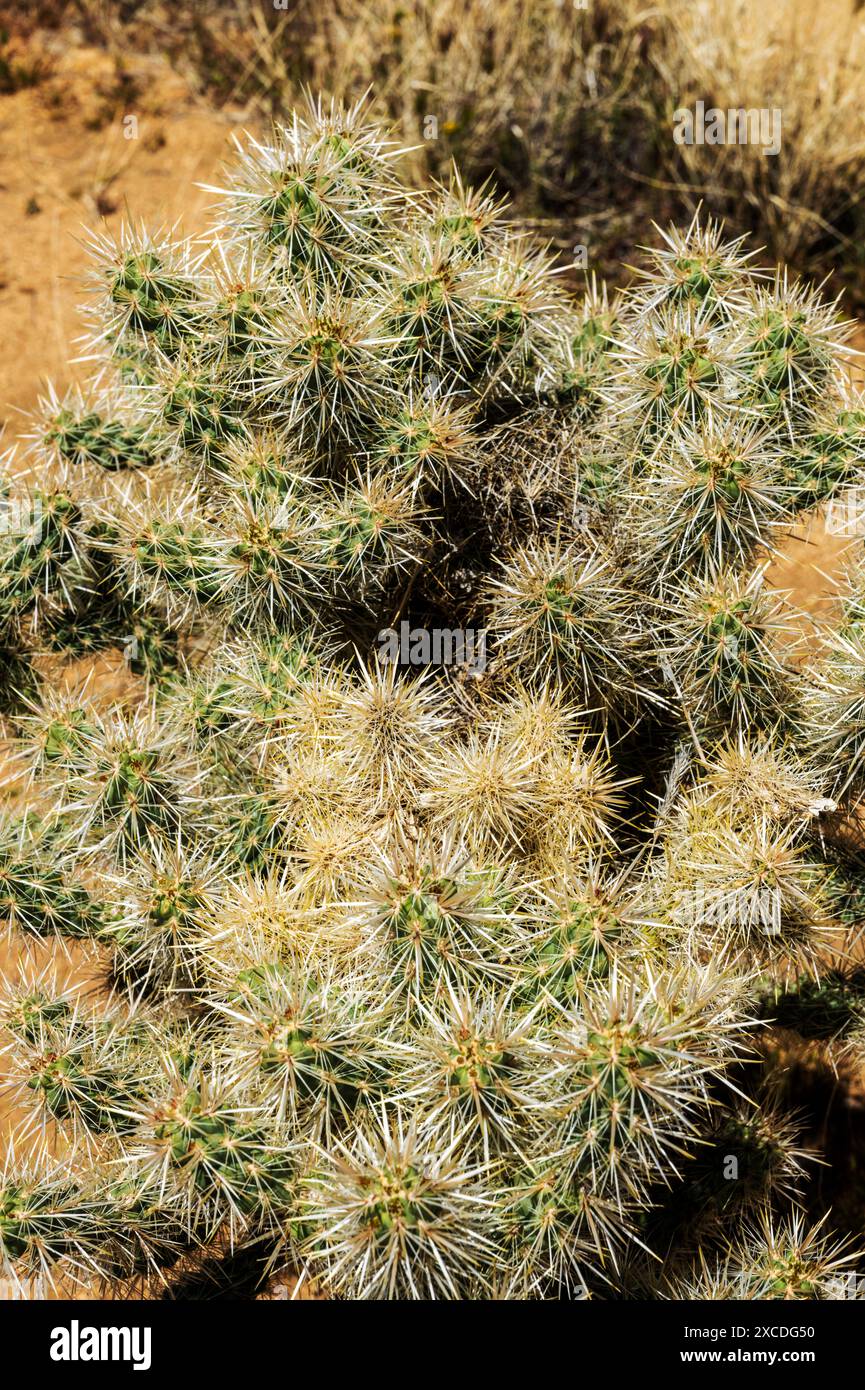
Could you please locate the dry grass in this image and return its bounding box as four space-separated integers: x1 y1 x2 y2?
25 0 860 295
242 0 654 201
658 0 865 267
3 0 865 291
66 0 657 206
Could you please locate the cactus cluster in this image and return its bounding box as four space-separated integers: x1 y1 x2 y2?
2 100 865 1300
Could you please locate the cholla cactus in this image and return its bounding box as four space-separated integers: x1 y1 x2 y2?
800 566 865 805
670 1210 860 1301
1 980 156 1145
1 97 864 1301
0 1143 120 1291
485 534 653 723
295 1107 498 1300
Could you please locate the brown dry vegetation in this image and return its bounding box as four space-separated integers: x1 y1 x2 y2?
4 0 865 296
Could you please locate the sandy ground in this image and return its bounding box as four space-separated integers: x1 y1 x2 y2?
0 34 259 434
